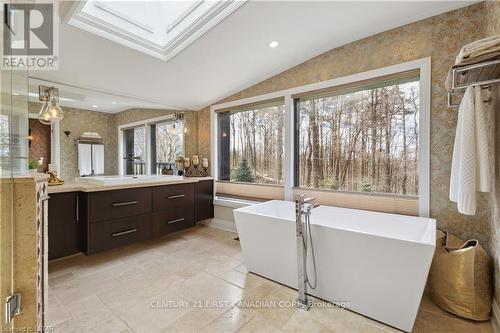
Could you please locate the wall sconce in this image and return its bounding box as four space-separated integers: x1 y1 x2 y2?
64 130 71 137
171 112 185 135
28 129 32 147
38 85 64 125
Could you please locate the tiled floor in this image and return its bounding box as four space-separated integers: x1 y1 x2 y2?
48 226 493 333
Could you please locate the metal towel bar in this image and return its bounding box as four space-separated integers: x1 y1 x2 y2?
448 59 500 108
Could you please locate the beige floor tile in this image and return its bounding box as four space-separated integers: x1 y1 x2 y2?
46 226 494 333
164 307 227 332
50 269 121 306
202 306 255 332
239 281 299 328
51 319 84 333
172 271 244 306
413 308 492 333
237 315 285 333
46 289 72 327
65 294 131 333
359 317 401 333
218 271 269 290
104 288 189 333
283 304 363 333
281 309 331 332
233 263 249 274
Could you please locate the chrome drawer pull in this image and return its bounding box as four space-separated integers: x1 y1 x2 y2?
167 194 185 199
112 229 137 237
112 201 138 207
167 218 185 224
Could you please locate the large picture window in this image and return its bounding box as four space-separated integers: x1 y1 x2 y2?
296 73 420 196
212 59 429 215
217 101 285 185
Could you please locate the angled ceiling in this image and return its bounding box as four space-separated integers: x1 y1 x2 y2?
67 0 247 61
30 1 478 111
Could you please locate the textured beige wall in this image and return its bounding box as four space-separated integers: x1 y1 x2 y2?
485 0 500 307
29 104 198 180
198 3 491 245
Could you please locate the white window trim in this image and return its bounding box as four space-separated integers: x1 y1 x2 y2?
211 57 431 217
117 114 183 175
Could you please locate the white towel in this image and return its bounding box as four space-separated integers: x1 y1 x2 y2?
456 35 500 65
450 86 494 215
91 144 105 175
78 143 92 176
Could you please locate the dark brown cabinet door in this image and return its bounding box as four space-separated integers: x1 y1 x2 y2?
196 180 214 222
48 192 83 260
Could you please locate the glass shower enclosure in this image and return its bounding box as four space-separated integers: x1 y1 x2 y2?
0 6 30 329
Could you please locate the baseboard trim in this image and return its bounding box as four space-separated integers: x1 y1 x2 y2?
205 218 237 233
492 299 500 333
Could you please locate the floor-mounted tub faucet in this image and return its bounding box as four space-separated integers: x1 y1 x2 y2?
295 194 320 310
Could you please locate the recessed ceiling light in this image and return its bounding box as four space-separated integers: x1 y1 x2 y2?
268 41 279 48
111 101 117 105
92 104 99 108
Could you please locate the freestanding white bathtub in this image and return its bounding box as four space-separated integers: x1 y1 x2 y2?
233 200 436 332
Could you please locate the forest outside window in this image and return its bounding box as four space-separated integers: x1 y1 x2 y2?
151 121 184 174
295 71 420 196
217 100 285 185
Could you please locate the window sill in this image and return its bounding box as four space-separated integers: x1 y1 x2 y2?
214 196 262 209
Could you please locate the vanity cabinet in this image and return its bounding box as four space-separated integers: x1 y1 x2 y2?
48 179 214 257
196 180 214 221
48 192 84 260
152 183 195 238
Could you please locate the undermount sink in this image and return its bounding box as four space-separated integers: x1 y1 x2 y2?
76 174 184 186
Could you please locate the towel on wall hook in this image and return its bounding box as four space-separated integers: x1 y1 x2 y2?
449 86 495 215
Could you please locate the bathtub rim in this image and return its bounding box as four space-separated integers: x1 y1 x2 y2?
234 200 436 247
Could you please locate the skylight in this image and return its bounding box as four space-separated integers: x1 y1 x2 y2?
67 0 247 61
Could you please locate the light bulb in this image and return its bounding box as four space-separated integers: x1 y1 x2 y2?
38 102 53 125
49 102 64 121
38 98 64 124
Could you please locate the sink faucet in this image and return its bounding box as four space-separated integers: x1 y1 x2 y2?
295 194 320 310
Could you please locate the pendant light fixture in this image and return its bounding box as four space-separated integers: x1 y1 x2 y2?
38 85 64 125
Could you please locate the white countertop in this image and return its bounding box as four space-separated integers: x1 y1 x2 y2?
47 176 214 194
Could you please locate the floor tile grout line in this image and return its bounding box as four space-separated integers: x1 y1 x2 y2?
94 292 137 333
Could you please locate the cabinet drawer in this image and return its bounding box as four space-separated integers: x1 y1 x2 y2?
89 188 152 222
152 209 194 237
153 184 194 212
88 214 151 254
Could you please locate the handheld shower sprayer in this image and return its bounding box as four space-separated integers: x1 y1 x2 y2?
295 194 319 310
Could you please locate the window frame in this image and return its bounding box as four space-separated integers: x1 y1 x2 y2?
293 73 421 197
216 99 285 185
211 58 431 217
